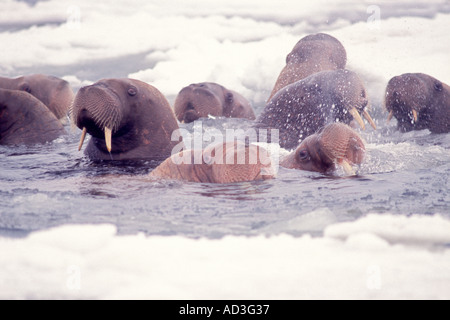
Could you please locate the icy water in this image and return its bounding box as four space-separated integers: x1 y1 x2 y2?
0 0 449 240
1 115 449 238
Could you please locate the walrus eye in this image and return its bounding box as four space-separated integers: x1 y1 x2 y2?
297 150 310 162
434 82 443 92
20 84 32 94
127 87 137 96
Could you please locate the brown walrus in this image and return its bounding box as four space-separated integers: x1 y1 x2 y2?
0 74 74 120
0 88 67 145
255 69 376 150
268 33 347 101
385 73 450 133
71 78 182 161
149 123 365 183
173 82 256 123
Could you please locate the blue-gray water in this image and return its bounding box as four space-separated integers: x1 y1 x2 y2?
1 115 449 238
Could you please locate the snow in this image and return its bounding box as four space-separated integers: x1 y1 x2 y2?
1 214 449 299
1 0 449 299
1 0 448 107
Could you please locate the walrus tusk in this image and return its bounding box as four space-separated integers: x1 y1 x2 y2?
362 110 377 130
78 127 87 151
387 110 394 123
340 159 356 176
105 127 112 152
349 108 365 130
412 110 418 123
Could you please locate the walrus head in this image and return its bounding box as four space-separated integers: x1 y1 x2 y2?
149 141 274 183
286 33 347 68
71 78 181 161
0 74 75 120
257 69 376 150
385 73 450 133
280 123 365 175
174 82 255 123
267 33 348 101
72 80 126 153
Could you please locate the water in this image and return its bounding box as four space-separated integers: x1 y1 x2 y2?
1 115 449 239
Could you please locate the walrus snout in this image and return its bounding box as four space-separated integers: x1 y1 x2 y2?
318 123 365 172
72 84 123 152
174 85 223 123
183 105 201 123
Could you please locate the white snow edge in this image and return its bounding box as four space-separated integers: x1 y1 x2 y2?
1 213 450 300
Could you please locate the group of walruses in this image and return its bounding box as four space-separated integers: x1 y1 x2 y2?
1 33 449 183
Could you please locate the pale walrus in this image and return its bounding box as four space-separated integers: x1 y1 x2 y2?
268 33 347 101
0 74 74 120
280 123 365 175
149 141 274 183
149 123 365 183
255 69 376 150
173 82 256 123
0 88 67 145
385 73 450 133
71 78 182 161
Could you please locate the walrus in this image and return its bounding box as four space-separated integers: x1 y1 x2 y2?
268 33 347 101
280 123 365 175
0 88 67 145
255 69 376 150
71 78 182 161
173 82 256 123
149 141 274 183
0 74 74 120
385 73 450 133
149 123 365 183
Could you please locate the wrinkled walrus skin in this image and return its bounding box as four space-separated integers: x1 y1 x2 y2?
149 141 274 183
